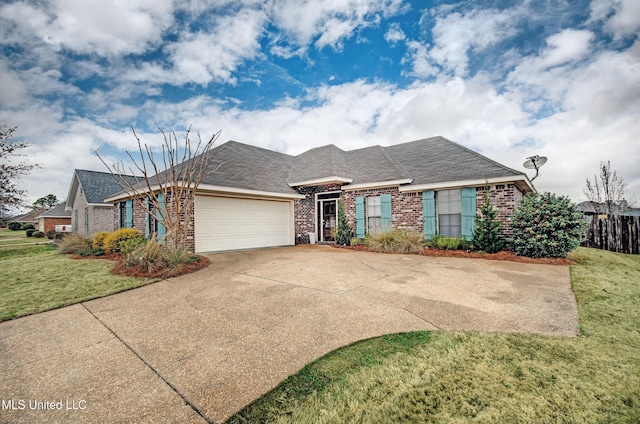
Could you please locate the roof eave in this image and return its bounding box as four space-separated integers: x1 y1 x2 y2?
398 175 535 193
341 179 414 191
288 176 354 187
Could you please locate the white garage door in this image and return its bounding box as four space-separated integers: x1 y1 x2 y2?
194 195 294 252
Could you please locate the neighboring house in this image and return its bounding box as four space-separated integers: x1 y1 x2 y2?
105 136 535 253
65 169 139 236
34 203 72 233
577 201 640 217
9 208 45 228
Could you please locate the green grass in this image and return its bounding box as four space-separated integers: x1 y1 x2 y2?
0 228 51 246
227 248 640 423
0 244 151 322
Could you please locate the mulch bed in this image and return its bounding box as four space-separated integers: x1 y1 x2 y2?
70 253 211 278
335 245 574 265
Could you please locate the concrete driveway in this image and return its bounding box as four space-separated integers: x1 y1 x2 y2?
0 245 578 423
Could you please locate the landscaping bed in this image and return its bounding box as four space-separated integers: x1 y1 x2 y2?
336 243 573 266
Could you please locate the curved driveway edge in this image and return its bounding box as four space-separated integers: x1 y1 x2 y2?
0 245 578 423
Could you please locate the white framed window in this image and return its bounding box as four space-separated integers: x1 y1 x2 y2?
438 189 462 237
367 196 382 234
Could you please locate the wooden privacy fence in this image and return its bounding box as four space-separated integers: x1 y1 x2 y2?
584 214 640 254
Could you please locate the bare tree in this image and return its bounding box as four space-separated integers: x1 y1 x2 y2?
1 124 39 214
584 160 627 215
97 125 223 251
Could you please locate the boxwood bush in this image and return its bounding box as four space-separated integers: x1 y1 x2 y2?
32 231 45 238
8 222 22 230
509 192 585 258
26 228 36 237
22 223 35 230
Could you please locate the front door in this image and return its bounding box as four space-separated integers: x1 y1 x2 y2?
317 198 338 242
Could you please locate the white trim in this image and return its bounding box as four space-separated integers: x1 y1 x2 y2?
398 175 534 193
197 184 305 200
105 183 305 202
288 176 354 187
341 179 413 191
314 191 341 242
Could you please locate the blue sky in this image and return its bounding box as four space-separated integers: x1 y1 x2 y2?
1 0 639 207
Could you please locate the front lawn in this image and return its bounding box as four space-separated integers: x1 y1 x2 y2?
228 248 640 423
0 244 151 321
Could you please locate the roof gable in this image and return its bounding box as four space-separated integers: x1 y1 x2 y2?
66 169 140 208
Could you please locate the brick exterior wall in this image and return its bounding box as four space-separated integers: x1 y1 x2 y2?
38 217 72 233
341 187 423 233
294 183 527 244
71 186 116 236
477 183 526 236
293 184 342 244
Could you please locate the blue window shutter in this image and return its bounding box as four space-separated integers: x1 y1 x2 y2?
125 200 134 228
156 193 166 241
422 191 435 239
355 197 365 238
381 194 392 231
461 187 477 241
145 197 150 238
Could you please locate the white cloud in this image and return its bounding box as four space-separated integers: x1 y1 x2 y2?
124 8 267 86
1 0 175 57
427 7 521 76
536 29 595 69
589 0 640 40
268 0 405 53
384 22 406 44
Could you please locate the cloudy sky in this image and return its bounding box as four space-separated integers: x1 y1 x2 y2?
1 0 639 207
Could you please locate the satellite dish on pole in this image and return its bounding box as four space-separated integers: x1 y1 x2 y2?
523 155 547 181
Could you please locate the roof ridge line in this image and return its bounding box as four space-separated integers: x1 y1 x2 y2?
379 145 412 180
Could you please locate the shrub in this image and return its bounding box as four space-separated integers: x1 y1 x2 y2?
365 230 425 254
119 237 146 255
427 234 467 250
164 246 189 276
26 228 36 237
57 233 93 254
334 199 353 246
22 223 34 230
124 238 166 272
92 231 110 250
350 237 362 247
46 230 57 239
75 248 105 257
102 228 143 253
32 231 45 238
8 222 21 230
509 192 586 258
472 189 505 253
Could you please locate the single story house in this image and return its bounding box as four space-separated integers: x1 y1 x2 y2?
104 136 534 253
65 169 139 236
34 203 72 233
9 208 46 228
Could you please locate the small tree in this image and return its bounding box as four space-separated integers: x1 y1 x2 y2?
97 125 223 251
0 125 39 214
510 192 585 258
584 161 627 214
472 188 504 253
33 194 58 209
334 198 352 245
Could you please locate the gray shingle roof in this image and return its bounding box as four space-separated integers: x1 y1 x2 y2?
383 136 524 185
75 170 141 203
35 203 71 218
288 144 351 183
106 136 528 198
